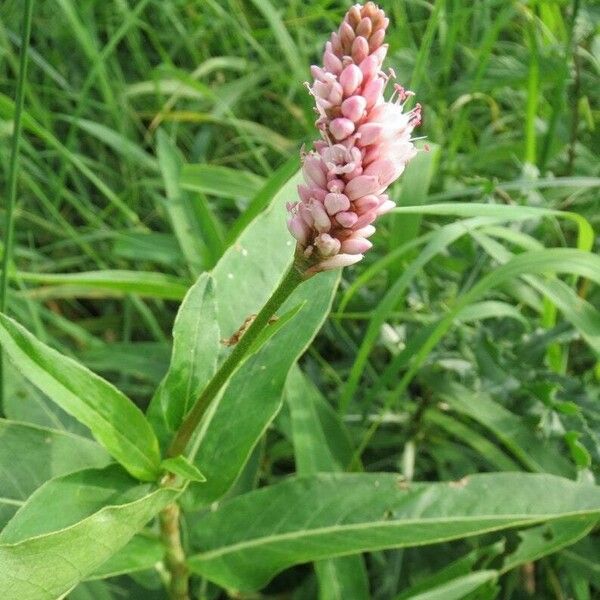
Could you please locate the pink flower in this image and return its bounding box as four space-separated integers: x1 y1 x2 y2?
287 2 422 273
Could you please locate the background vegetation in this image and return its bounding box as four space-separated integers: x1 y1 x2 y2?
0 0 599 598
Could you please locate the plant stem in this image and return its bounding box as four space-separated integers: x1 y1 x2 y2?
167 260 305 458
0 0 34 416
159 499 189 600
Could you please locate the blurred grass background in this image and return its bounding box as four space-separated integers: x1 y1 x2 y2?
0 0 599 598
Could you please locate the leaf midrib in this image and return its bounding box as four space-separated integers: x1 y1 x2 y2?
192 509 600 561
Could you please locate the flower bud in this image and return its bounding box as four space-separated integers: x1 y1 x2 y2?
351 36 370 63
336 211 359 228
318 253 363 271
362 77 384 108
287 214 310 245
341 236 373 254
302 154 327 188
308 200 331 232
323 51 342 74
356 17 372 38
356 225 376 238
341 96 367 122
357 122 384 146
359 55 379 80
324 192 350 215
354 194 379 212
339 21 355 49
376 199 396 215
315 233 341 257
329 117 355 140
339 64 363 96
345 174 379 200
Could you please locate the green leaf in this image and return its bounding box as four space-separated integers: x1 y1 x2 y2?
180 163 265 202
60 116 158 171
0 313 161 481
0 420 111 526
1 465 145 544
188 472 600 591
400 571 498 600
501 519 597 573
113 232 182 267
286 365 349 473
435 381 574 476
0 469 180 599
187 270 339 506
153 273 219 432
287 366 369 599
393 144 440 239
393 202 593 252
161 456 206 483
472 230 600 356
156 129 206 274
212 169 303 337
147 167 302 451
424 409 520 472
227 155 299 243
87 535 163 580
395 543 504 600
15 270 188 300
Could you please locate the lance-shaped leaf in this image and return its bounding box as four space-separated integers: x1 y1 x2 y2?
146 169 303 449
0 313 161 481
153 273 220 433
0 466 181 599
188 472 600 591
286 366 369 599
0 420 111 527
187 269 339 506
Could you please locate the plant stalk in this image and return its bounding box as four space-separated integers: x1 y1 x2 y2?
167 259 305 458
0 0 34 416
159 499 189 600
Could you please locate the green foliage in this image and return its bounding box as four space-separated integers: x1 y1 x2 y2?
0 0 599 598
187 473 600 591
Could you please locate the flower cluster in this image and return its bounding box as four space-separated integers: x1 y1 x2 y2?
287 2 421 273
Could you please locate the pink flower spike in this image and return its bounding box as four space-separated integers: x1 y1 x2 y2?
330 118 355 140
288 2 421 274
341 96 367 122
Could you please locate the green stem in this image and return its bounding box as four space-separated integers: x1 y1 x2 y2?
159 498 190 600
0 0 34 415
167 260 305 458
